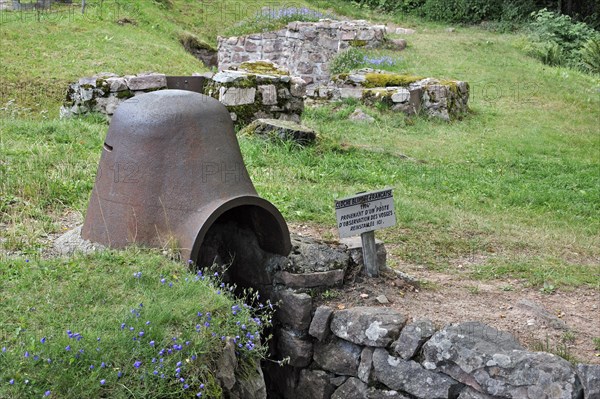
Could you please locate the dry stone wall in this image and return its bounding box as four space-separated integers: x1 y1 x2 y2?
308 68 470 121
60 64 306 127
217 20 386 85
203 65 306 126
266 235 598 399
60 72 168 119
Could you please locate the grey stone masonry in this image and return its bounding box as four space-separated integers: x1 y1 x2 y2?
60 72 167 118
218 20 386 85
61 62 306 127
308 68 469 121
203 62 305 126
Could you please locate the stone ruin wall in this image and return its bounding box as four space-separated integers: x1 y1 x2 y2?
217 20 386 85
60 70 305 127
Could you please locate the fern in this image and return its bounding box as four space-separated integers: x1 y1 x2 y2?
580 38 600 74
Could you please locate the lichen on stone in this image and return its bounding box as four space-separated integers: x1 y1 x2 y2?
363 72 424 88
239 61 290 76
349 39 367 47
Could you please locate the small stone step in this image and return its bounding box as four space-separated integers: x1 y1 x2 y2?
240 118 317 145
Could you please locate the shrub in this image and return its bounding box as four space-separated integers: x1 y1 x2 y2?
329 48 400 75
224 7 334 37
525 40 566 66
353 0 425 13
580 38 600 74
419 0 502 24
526 8 600 69
529 9 598 55
329 47 367 75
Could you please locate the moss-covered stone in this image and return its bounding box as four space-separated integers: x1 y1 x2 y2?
240 118 316 145
239 61 289 76
349 39 367 47
178 31 216 52
362 89 393 107
363 73 424 88
332 73 349 83
116 90 134 99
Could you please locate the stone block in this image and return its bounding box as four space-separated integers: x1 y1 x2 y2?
78 77 97 87
94 96 124 115
393 319 435 360
457 387 495 399
339 88 364 99
313 337 362 376
341 31 357 41
332 377 368 399
331 307 406 347
290 77 307 97
357 29 375 41
389 38 407 51
367 388 410 398
339 236 386 269
295 370 336 399
240 118 315 145
274 270 345 289
126 74 167 91
576 364 600 399
309 306 334 341
357 347 373 383
258 85 278 105
422 322 583 399
395 28 416 35
277 328 313 368
391 88 411 103
329 376 347 387
106 77 128 92
288 234 350 272
273 289 312 330
373 348 462 399
218 87 256 106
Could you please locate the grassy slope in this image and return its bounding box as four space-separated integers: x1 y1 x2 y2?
0 2 598 392
1 0 599 290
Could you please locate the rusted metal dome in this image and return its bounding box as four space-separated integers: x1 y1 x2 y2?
81 90 291 262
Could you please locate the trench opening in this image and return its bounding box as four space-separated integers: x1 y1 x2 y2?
193 204 287 298
192 205 291 398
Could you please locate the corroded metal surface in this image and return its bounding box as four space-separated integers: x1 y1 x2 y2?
166 76 206 93
81 90 291 261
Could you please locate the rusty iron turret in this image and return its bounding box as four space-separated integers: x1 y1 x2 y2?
81 90 291 263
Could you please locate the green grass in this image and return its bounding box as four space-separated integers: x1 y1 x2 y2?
0 250 272 398
1 1 599 393
2 4 599 289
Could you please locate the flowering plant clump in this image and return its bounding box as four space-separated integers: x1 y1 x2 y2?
256 7 333 22
363 55 396 67
330 47 400 74
225 6 335 36
0 254 275 398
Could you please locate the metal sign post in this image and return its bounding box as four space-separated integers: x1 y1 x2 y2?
335 189 396 277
